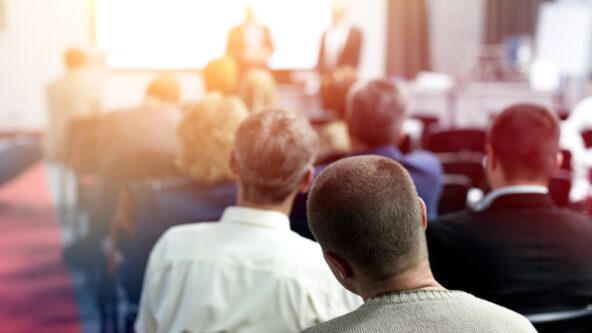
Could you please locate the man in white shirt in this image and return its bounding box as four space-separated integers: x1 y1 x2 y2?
317 1 363 74
136 109 362 333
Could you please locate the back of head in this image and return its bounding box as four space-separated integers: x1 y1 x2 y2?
234 109 318 204
176 93 248 184
204 56 239 95
238 69 278 113
307 155 426 281
64 48 87 70
320 66 357 119
489 104 560 182
146 75 181 105
347 79 407 147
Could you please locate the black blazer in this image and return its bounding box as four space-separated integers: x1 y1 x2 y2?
226 24 274 72
427 193 592 314
317 26 363 73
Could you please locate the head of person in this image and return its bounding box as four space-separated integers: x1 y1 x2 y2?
320 66 357 119
487 104 561 189
145 75 181 106
332 0 348 25
307 155 428 298
346 79 407 149
64 48 87 71
203 56 239 95
238 69 278 114
244 4 256 23
231 109 318 207
176 93 249 184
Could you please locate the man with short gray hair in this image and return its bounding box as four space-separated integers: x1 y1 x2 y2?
136 109 362 333
304 155 536 333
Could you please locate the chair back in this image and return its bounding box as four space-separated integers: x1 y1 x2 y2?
526 305 592 333
425 128 486 154
438 174 472 215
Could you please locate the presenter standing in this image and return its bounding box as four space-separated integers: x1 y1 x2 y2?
317 1 363 74
226 5 274 75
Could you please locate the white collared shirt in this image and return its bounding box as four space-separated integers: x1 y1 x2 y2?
136 206 362 333
474 185 549 212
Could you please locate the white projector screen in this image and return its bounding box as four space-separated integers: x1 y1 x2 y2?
95 0 333 70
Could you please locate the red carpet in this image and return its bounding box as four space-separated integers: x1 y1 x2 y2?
0 165 82 333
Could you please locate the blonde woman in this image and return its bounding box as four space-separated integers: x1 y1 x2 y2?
238 68 278 113
176 92 249 184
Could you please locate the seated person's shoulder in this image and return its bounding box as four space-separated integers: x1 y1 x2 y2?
455 293 537 332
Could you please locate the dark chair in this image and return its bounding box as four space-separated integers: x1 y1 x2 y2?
580 129 592 149
438 175 472 215
424 128 486 154
410 114 440 148
549 170 572 207
526 305 592 333
560 149 573 172
437 152 486 189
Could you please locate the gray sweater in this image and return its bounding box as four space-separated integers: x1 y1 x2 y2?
303 290 536 333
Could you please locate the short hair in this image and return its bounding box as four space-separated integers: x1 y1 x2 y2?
320 66 357 119
234 109 319 204
346 79 407 147
64 48 87 69
176 93 248 184
238 69 278 113
203 56 239 95
146 75 181 104
307 155 426 281
489 104 560 181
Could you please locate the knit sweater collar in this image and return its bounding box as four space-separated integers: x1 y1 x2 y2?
367 289 469 305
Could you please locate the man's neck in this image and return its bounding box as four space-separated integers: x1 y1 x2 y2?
358 261 444 301
236 194 296 216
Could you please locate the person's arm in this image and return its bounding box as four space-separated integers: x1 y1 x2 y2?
347 28 363 69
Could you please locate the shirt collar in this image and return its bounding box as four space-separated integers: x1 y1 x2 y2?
475 185 549 211
220 206 291 231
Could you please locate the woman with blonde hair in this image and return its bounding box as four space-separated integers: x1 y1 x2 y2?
238 68 278 113
176 93 249 184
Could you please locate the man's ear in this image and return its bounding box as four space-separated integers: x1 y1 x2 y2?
229 150 239 176
419 198 428 231
554 151 563 174
324 251 353 281
486 144 496 171
297 166 315 194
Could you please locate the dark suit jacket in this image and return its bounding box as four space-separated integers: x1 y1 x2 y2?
427 193 592 314
317 26 363 73
226 24 274 72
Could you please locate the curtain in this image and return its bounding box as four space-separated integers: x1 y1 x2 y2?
386 0 431 79
485 0 543 44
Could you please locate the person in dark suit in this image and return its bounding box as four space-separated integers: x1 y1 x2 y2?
226 5 274 74
317 1 363 74
427 104 592 315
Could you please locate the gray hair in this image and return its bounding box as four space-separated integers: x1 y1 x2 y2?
234 108 319 204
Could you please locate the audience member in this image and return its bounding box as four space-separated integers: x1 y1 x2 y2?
317 0 363 74
119 93 248 305
203 56 239 95
102 75 182 162
0 136 42 187
226 5 274 74
317 66 357 162
46 48 102 162
136 109 361 333
238 68 278 113
428 104 592 314
335 79 442 217
304 155 536 332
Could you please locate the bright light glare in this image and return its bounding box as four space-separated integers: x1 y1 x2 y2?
95 0 333 69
